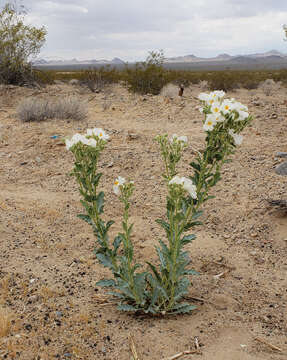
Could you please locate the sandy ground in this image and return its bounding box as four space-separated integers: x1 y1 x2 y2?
0 83 286 360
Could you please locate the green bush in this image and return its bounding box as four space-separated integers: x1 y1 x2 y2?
0 3 46 85
124 50 169 95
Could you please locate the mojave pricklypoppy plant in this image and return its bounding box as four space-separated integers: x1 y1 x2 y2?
66 91 252 314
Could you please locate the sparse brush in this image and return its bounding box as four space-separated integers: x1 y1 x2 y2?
0 307 11 337
198 80 209 91
259 78 280 96
17 97 88 122
160 83 180 99
102 98 112 111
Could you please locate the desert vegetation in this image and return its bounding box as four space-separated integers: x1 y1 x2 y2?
17 97 88 122
0 3 46 85
0 3 286 358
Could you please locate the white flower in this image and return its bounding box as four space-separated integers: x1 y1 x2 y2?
87 128 109 141
211 90 225 99
237 110 249 121
86 138 98 148
94 128 110 140
211 102 221 115
220 99 234 114
228 129 243 146
169 176 197 199
203 114 217 131
113 176 125 195
170 134 187 143
169 176 184 186
198 92 211 102
65 133 87 150
199 107 203 114
65 139 73 150
182 177 197 199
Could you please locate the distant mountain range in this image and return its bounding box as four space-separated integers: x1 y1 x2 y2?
33 50 287 68
165 50 287 63
33 57 125 66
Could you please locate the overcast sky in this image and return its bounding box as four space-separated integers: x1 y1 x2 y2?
14 0 287 60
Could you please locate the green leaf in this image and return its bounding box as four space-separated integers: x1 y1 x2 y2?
105 220 115 232
92 173 102 186
96 253 114 269
191 211 203 220
80 200 92 215
155 219 170 235
113 235 122 252
96 279 116 287
117 304 138 312
77 214 92 225
147 262 161 282
96 191 105 214
190 161 201 172
184 269 200 275
171 302 197 314
181 234 196 245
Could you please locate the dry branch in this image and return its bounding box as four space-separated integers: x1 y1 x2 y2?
161 349 201 360
129 334 141 360
254 337 283 352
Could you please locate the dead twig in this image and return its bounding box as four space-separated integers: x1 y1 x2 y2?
254 337 283 352
161 349 201 360
129 334 141 360
213 269 231 280
266 199 287 212
194 337 199 350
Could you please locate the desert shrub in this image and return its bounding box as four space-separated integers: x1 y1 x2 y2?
198 80 209 90
33 70 55 86
241 79 259 90
0 3 46 85
17 97 87 122
208 72 239 92
124 50 169 95
259 78 280 96
81 66 120 92
160 83 179 99
66 91 252 314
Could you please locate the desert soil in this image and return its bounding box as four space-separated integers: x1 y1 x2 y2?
0 82 286 360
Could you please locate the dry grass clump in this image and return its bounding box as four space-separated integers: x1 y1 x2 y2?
198 80 209 91
17 96 88 122
0 307 12 338
259 78 281 96
160 83 179 99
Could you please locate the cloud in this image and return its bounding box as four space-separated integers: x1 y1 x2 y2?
21 0 287 60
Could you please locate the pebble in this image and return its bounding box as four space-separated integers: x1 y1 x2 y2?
275 161 287 176
55 311 63 318
275 152 287 158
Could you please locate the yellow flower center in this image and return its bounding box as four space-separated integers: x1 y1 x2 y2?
99 132 103 137
213 107 219 112
209 99 214 104
114 180 119 185
225 105 229 110
207 121 213 126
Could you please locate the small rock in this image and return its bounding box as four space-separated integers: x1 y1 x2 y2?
55 311 63 318
275 152 287 158
35 157 41 163
127 133 139 140
275 161 287 176
63 353 72 358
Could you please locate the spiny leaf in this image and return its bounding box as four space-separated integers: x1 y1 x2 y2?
117 304 138 312
96 279 116 287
